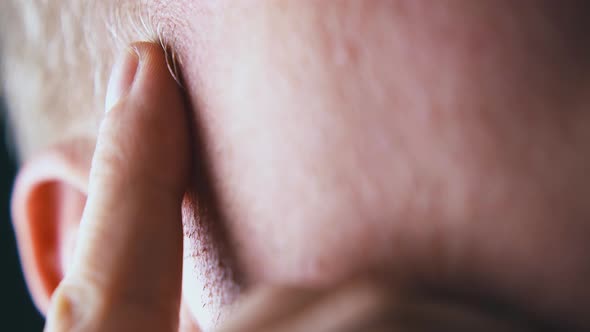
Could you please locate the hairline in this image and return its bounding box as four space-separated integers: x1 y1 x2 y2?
0 0 164 162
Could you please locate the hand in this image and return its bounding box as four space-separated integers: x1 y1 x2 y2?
44 42 192 331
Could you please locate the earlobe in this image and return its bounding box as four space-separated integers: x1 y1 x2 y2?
11 140 93 315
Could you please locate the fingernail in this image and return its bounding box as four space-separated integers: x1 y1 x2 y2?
105 48 140 112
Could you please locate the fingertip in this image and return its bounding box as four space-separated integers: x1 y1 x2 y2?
129 42 181 95
105 48 139 113
98 41 192 196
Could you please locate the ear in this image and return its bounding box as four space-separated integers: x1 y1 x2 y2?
11 140 93 315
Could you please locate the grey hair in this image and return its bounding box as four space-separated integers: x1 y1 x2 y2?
0 0 178 161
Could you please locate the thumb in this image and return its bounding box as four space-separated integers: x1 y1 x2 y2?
44 42 191 332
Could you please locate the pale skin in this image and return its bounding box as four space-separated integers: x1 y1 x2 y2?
9 2 590 331
40 44 533 332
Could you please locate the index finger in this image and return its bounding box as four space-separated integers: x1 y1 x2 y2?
44 43 192 332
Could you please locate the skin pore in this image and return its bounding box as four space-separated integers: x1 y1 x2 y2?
5 1 590 331
159 1 590 329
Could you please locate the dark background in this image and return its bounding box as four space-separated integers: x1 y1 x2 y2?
1 100 45 331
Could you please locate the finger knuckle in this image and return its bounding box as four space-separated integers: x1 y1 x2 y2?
46 281 101 331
